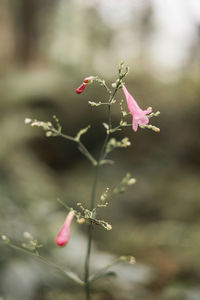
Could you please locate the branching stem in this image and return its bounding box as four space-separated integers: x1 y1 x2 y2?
83 81 121 300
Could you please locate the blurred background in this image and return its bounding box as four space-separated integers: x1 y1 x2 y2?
0 0 200 299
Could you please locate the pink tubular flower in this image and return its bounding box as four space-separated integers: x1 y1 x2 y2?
55 211 74 247
122 85 152 132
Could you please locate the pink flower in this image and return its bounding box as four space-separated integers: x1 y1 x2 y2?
122 85 152 132
55 211 74 247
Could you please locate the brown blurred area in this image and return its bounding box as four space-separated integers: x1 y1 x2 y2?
0 1 200 299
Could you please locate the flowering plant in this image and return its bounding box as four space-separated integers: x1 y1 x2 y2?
1 62 160 300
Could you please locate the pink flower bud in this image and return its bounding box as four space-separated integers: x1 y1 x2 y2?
76 76 95 94
55 211 74 247
76 83 86 94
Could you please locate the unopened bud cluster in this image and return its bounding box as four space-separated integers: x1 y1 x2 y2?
22 232 43 254
75 202 112 231
114 173 136 194
106 137 131 154
119 256 136 264
25 116 61 137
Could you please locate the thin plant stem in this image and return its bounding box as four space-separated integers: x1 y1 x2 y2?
6 243 84 285
78 140 97 166
83 84 119 300
84 160 100 300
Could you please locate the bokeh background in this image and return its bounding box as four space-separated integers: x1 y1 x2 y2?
0 0 200 299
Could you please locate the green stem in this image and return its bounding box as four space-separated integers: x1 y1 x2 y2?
78 140 97 166
6 243 84 285
83 85 119 300
59 132 76 142
84 162 100 300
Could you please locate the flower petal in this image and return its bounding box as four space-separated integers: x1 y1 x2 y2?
136 114 149 126
143 107 152 115
132 117 138 132
122 86 142 115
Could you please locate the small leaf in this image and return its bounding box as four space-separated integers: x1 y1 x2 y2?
100 159 114 165
88 101 102 106
103 123 109 130
76 125 91 140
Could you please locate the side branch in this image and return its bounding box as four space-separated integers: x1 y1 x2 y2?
24 118 97 166
59 132 97 166
1 239 84 286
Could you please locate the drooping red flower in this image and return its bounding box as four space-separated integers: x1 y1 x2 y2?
122 85 152 132
55 211 74 247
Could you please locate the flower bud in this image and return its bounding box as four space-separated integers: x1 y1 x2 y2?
76 76 95 94
23 232 32 239
55 211 74 247
111 82 117 88
152 126 160 133
77 218 85 224
24 118 32 124
76 83 86 94
119 255 136 264
106 224 112 230
1 235 7 241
